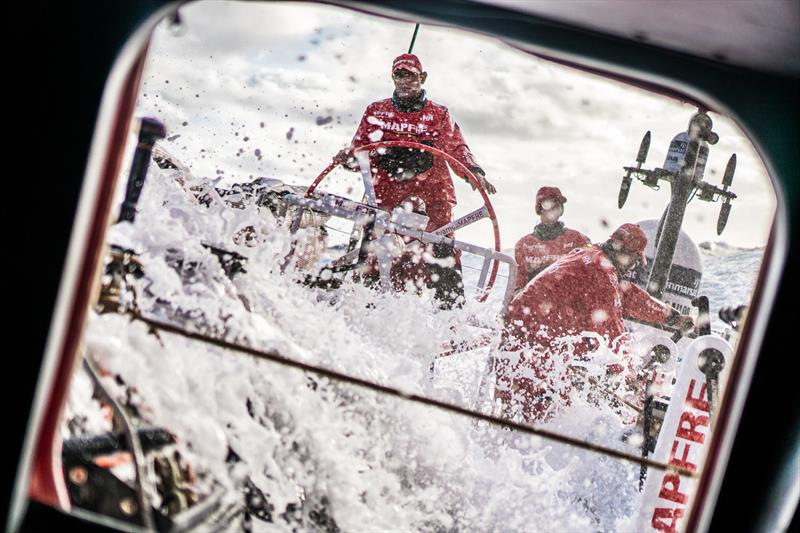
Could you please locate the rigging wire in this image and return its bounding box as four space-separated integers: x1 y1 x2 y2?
125 309 694 477
408 23 420 54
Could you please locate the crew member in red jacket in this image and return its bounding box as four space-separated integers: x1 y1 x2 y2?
496 223 694 422
335 53 495 307
513 186 590 292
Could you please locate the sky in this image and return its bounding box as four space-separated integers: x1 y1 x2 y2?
131 0 776 249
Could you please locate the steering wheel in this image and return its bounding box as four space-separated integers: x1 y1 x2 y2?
305 140 501 302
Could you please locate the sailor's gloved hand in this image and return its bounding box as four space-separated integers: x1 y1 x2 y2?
667 310 695 334
467 166 497 194
334 148 358 170
478 175 497 194
333 148 349 163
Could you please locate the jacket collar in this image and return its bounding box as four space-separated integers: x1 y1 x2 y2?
533 221 565 241
392 90 427 112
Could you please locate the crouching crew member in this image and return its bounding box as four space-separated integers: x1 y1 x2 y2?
496 223 694 423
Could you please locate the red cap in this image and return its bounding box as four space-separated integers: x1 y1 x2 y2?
392 53 423 74
610 223 648 265
535 186 567 214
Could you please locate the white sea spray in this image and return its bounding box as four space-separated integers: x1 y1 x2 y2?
63 161 762 531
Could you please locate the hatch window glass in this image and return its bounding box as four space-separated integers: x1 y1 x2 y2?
57 2 776 531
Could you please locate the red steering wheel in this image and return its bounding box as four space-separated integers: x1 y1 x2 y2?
305 140 501 302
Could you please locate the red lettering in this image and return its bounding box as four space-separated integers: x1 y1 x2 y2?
676 411 709 443
686 379 710 412
658 473 688 504
652 507 685 532
669 440 697 472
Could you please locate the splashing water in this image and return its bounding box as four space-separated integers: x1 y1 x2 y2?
64 161 760 531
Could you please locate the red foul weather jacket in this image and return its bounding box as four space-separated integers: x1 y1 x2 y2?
503 245 674 350
497 245 674 422
513 226 591 290
348 96 482 232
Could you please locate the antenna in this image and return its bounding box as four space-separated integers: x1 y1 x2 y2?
618 111 737 298
408 23 420 54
